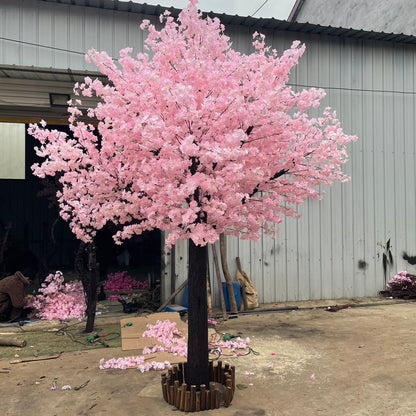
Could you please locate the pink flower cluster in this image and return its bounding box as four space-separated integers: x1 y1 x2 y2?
99 319 186 371
388 271 416 290
99 356 171 372
219 337 251 351
104 271 148 293
209 333 251 356
99 318 251 370
29 1 356 249
107 295 124 301
142 319 188 357
30 271 86 320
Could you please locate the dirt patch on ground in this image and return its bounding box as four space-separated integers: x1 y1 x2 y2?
1 300 415 416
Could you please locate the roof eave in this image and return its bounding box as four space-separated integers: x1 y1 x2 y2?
38 0 416 45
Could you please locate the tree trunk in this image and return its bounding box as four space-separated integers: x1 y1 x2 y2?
75 241 98 333
187 240 209 387
85 243 98 333
219 234 238 313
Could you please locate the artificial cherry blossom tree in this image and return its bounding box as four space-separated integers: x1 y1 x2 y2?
29 0 356 389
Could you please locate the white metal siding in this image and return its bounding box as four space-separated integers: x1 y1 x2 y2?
2 1 416 303
200 31 416 305
238 33 416 303
1 0 152 70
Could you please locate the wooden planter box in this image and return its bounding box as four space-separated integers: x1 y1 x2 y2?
161 361 235 412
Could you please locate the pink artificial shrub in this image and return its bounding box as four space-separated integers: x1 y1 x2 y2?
107 294 125 302
104 271 149 293
30 271 86 320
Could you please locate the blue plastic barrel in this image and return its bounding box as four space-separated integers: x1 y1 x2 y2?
183 286 189 308
222 282 242 311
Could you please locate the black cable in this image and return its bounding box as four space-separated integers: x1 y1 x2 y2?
16 319 85 334
287 82 416 96
4 36 416 95
209 329 259 358
250 0 269 17
0 36 86 56
62 330 88 346
0 36 118 62
56 328 120 346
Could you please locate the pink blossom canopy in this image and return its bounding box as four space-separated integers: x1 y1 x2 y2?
29 0 356 247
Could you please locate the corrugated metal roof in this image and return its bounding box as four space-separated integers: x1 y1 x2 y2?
291 0 416 37
39 0 416 44
0 64 107 83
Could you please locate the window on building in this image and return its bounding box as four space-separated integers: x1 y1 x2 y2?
0 122 25 179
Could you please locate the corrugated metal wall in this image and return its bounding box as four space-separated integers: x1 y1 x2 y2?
0 0 153 70
2 0 416 303
163 31 416 304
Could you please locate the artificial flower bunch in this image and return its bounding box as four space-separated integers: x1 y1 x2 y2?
387 271 416 298
99 319 186 371
142 319 188 357
30 271 86 320
99 318 251 371
218 336 251 351
104 271 149 293
208 331 251 356
99 355 171 372
107 294 124 302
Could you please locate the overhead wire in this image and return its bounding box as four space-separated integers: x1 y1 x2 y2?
1 36 416 95
0 36 86 56
250 0 269 17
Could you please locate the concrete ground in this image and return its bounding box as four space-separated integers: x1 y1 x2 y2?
0 298 415 416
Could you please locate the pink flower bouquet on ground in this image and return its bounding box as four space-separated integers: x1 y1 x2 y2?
386 271 416 298
103 271 150 312
30 271 86 320
104 271 149 293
